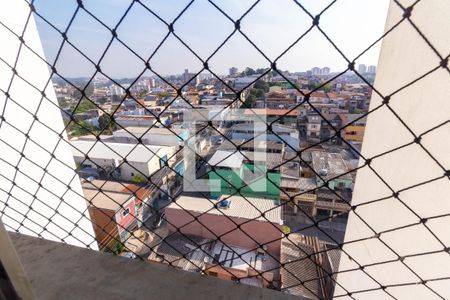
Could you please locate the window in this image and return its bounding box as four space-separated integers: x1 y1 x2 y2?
122 207 130 218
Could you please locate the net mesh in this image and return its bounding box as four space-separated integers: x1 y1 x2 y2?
0 0 449 299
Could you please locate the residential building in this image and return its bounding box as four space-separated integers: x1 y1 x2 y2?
147 233 213 272
243 108 298 125
165 195 283 256
279 151 318 217
230 123 300 150
310 151 353 190
280 234 336 299
234 76 259 90
357 64 367 74
367 65 376 74
109 84 123 97
340 114 367 142
112 126 188 147
204 241 279 287
115 115 159 127
320 67 330 75
207 150 281 200
219 139 284 154
306 113 322 142
82 180 148 249
71 140 175 182
229 67 238 76
265 92 296 109
147 231 279 288
310 67 321 76
315 189 351 225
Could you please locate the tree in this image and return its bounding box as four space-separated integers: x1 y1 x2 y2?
309 81 321 89
254 89 265 98
243 94 256 108
253 80 270 92
269 82 283 87
74 98 96 114
157 91 170 98
71 120 96 136
139 89 148 97
322 84 332 93
255 68 269 74
98 113 115 133
244 67 256 76
97 96 108 105
132 174 145 183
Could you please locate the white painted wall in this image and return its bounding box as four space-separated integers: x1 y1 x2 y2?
0 2 97 249
334 0 450 299
113 131 181 147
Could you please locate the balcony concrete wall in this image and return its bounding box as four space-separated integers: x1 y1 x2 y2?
0 1 97 249
334 0 450 299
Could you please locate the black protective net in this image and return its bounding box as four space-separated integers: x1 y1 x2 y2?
0 0 449 299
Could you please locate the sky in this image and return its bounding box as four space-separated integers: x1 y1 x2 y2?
34 0 390 78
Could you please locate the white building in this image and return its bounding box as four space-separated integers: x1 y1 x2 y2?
71 140 175 182
311 67 321 75
357 64 367 74
112 127 188 147
115 115 167 128
229 67 238 76
321 67 330 75
109 84 124 96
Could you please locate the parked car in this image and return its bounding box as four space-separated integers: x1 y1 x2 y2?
121 252 137 259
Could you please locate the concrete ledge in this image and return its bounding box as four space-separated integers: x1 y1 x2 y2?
9 233 301 300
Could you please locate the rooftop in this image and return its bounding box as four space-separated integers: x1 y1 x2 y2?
231 123 297 133
280 177 317 191
148 233 213 272
71 140 164 163
207 150 245 169
115 115 157 121
310 151 353 181
167 195 282 224
280 234 322 299
244 109 298 117
219 139 284 153
340 113 367 126
208 150 282 170
208 242 279 275
113 126 186 136
82 179 134 211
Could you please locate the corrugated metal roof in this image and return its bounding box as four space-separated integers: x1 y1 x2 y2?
168 195 282 224
280 234 322 299
207 150 245 169
71 140 164 163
